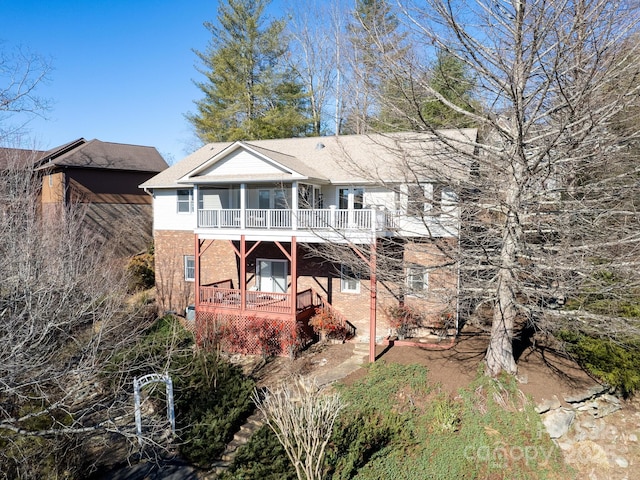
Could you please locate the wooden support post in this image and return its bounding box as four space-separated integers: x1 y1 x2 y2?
369 239 377 363
291 237 297 317
240 235 246 313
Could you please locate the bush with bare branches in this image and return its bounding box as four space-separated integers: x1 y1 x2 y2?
253 376 345 480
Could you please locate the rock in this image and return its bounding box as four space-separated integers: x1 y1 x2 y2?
535 395 562 414
563 384 609 403
542 408 576 439
628 433 638 442
563 440 610 469
614 456 629 468
557 440 573 451
593 397 622 419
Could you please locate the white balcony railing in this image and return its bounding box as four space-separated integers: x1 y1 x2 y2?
197 208 401 231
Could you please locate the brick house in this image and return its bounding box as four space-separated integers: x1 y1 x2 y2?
141 130 476 358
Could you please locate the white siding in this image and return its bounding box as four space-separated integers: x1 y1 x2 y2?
364 187 395 210
154 189 196 231
200 150 289 177
322 185 339 207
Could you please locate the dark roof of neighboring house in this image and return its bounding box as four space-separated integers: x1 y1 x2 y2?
35 138 168 173
0 147 45 169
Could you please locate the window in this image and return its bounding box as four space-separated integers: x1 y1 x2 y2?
407 183 446 216
407 185 425 216
341 264 360 293
339 187 364 209
314 188 323 208
184 255 195 281
299 184 312 208
257 188 289 209
339 188 349 209
406 266 428 293
353 188 364 209
177 189 193 213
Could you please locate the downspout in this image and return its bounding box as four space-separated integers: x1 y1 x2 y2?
194 235 201 308
194 234 201 343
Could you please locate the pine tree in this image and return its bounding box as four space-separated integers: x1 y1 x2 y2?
188 0 312 142
421 50 477 129
344 0 408 133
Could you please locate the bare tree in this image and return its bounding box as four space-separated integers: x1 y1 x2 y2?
253 376 345 480
312 0 640 377
0 44 51 144
286 2 338 136
0 150 158 477
371 0 640 376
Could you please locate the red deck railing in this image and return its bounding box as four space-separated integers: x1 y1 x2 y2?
199 283 321 315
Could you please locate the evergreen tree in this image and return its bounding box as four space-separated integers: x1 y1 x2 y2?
344 0 408 133
421 50 477 128
188 0 312 142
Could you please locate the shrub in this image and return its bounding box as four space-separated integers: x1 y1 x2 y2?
558 330 640 397
173 353 255 466
126 246 155 292
220 425 297 480
309 307 339 334
327 362 570 479
386 304 423 338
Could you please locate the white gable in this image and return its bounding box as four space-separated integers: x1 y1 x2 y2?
194 148 291 179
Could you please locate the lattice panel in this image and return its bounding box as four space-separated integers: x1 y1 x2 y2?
196 311 310 357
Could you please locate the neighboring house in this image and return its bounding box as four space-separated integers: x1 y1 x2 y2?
1 139 168 256
34 138 168 255
141 130 477 356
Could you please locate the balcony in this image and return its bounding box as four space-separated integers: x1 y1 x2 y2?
197 207 400 232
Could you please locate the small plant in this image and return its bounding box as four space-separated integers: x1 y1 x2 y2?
387 304 422 339
309 307 343 341
126 245 155 292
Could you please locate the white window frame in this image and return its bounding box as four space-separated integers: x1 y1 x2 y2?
177 189 193 213
184 255 195 282
257 258 288 293
406 183 446 215
338 187 364 210
406 266 428 294
407 184 428 217
340 264 360 293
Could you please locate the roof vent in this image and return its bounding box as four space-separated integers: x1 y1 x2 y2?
315 142 325 150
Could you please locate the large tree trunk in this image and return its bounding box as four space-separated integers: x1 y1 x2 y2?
486 269 518 376
485 163 522 376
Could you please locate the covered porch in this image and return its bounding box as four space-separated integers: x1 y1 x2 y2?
193 235 359 356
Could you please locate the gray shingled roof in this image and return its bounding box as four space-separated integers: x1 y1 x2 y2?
140 129 478 189
36 139 168 173
0 147 45 170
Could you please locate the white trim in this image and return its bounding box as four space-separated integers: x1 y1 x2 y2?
184 255 195 281
257 258 288 293
177 189 193 214
340 264 360 293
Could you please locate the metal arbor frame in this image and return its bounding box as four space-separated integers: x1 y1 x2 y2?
133 373 175 445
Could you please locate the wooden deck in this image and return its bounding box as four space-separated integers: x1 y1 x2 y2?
198 285 318 317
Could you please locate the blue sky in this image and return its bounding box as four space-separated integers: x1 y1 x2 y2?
2 0 280 163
